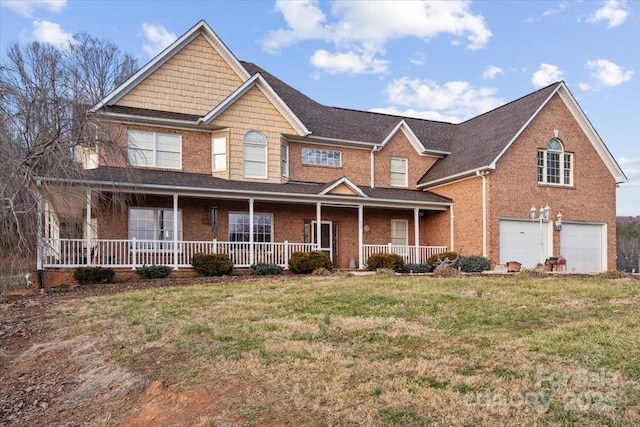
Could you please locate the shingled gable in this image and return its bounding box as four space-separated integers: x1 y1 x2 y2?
199 73 310 136
417 81 627 187
90 20 250 112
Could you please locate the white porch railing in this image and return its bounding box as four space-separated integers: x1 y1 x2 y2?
42 238 318 269
41 239 447 269
362 244 448 266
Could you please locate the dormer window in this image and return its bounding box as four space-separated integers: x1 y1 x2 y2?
537 138 573 186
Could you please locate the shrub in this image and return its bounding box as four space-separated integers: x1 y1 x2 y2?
74 267 115 285
311 267 332 276
366 253 404 272
426 251 459 267
459 256 490 273
191 253 233 276
135 265 172 279
403 263 432 273
250 263 283 276
288 251 332 274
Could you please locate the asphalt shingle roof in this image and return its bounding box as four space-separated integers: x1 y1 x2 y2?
72 167 452 205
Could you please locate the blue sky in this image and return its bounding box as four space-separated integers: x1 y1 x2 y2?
1 0 638 215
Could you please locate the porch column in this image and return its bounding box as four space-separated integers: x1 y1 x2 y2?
358 204 364 269
315 202 322 251
86 189 92 265
249 198 255 265
450 205 455 251
414 208 420 264
173 194 179 270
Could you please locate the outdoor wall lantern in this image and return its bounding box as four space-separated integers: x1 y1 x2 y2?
555 213 563 231
530 205 550 222
363 224 371 233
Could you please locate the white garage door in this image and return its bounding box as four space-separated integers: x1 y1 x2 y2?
500 220 549 269
560 223 605 273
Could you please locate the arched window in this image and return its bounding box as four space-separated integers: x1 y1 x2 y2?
243 131 267 178
537 138 573 185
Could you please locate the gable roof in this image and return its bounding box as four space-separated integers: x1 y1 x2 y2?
90 20 250 112
242 62 456 153
417 82 627 186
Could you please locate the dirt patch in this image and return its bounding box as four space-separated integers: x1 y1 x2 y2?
1 276 309 426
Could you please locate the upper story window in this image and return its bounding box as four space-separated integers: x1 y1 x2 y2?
212 135 227 172
281 144 289 178
243 131 267 179
302 147 341 167
128 130 181 169
390 157 408 187
537 138 573 186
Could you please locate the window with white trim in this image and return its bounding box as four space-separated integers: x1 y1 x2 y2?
128 208 182 249
281 144 289 178
212 135 227 172
391 219 408 246
243 131 267 178
302 147 341 167
128 130 181 169
390 157 408 187
229 213 272 243
537 138 573 186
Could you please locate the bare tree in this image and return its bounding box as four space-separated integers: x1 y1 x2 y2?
0 35 137 282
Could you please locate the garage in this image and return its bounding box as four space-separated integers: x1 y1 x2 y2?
560 223 606 273
499 219 550 269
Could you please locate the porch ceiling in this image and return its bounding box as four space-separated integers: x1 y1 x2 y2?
40 167 452 211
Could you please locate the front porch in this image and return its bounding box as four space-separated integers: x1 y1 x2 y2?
42 238 447 270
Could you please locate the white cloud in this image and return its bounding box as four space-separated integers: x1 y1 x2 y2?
409 52 426 66
482 65 503 80
617 157 640 181
578 82 592 91
310 49 389 75
0 0 65 17
142 23 176 57
542 1 569 18
370 106 461 123
531 63 564 87
586 59 634 87
263 0 491 75
587 0 628 28
31 20 72 47
378 78 504 122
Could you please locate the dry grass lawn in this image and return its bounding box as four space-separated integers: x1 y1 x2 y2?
59 274 640 426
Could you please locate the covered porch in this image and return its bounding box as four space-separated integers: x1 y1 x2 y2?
38 168 453 271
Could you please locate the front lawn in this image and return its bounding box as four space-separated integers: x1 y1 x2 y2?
64 274 640 426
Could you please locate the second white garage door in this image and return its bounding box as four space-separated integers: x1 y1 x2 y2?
560 223 605 273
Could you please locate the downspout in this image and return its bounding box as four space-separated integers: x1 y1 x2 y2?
36 179 44 289
476 170 489 258
370 145 380 189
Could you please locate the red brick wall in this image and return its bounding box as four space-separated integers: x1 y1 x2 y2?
430 177 484 257
487 94 616 269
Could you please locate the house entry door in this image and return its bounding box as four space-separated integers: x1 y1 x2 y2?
312 221 335 264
